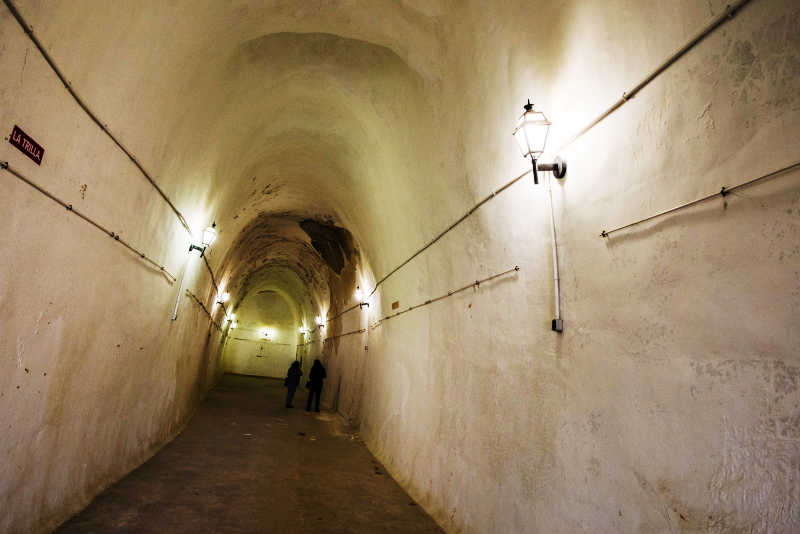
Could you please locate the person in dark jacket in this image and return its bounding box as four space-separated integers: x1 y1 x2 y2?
285 361 303 408
306 359 327 412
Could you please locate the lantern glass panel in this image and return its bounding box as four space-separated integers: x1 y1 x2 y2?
514 110 551 157
202 225 217 246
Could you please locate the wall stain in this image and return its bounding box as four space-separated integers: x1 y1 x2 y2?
299 220 355 276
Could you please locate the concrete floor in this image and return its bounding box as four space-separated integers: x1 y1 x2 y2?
56 374 442 533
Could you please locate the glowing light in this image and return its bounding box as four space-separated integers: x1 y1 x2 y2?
513 101 551 159
220 292 230 303
512 101 566 183
202 223 218 247
355 286 369 309
315 315 322 325
230 322 237 329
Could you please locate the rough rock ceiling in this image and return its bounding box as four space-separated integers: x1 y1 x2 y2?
20 0 451 304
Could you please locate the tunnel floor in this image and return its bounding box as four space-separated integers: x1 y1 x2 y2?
56 374 442 533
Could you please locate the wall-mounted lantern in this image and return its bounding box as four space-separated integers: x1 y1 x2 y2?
189 223 218 257
513 101 566 184
230 322 237 329
172 222 218 320
315 315 324 329
355 286 369 309
514 100 565 333
299 327 306 335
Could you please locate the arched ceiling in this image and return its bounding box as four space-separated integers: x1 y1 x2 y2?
21 0 456 312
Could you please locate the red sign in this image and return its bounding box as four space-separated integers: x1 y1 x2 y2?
9 125 44 165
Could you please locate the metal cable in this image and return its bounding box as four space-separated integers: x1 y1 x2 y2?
228 337 291 346
323 329 366 343
202 254 220 293
600 160 800 237
1 0 195 239
553 0 752 155
2 161 177 280
322 304 361 325
363 3 752 300
368 170 530 299
370 266 519 329
2 0 751 307
185 290 223 332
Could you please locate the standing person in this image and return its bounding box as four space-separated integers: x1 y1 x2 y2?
285 361 302 408
306 359 327 412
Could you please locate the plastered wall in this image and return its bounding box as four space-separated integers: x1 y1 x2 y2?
323 0 800 532
222 288 297 378
0 6 227 533
1 0 798 532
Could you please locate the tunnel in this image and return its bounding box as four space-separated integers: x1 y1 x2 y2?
1 0 799 532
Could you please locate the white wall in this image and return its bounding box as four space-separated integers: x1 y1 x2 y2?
223 289 297 378
342 1 800 532
0 5 226 532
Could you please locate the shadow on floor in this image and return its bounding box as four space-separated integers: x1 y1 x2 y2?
56 374 442 533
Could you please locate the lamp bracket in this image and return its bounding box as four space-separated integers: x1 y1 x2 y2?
536 156 567 179
189 244 206 256
359 302 370 309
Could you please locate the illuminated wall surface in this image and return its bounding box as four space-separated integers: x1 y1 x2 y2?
1 0 799 531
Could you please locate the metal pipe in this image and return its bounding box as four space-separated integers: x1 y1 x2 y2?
202 254 219 293
185 289 224 332
554 0 753 155
368 168 531 299
171 248 196 320
1 0 195 240
2 161 176 280
370 266 520 328
4 0 225 311
547 173 562 330
322 329 366 343
600 160 800 237
365 0 751 298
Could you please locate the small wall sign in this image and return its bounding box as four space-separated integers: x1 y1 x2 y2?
9 125 44 165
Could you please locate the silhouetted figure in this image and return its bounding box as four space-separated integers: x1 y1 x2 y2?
306 359 327 412
285 361 302 408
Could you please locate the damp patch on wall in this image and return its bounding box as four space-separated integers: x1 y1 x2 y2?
299 220 355 275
